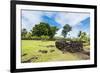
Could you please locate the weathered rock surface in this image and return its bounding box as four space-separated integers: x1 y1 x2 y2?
55 40 83 53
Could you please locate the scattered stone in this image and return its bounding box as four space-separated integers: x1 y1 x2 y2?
50 49 55 53
22 56 38 63
22 53 27 56
38 50 48 54
55 40 83 53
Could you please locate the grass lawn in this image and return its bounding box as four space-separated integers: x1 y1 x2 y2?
21 40 90 63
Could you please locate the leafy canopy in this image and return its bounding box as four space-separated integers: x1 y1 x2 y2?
31 22 58 39
62 24 72 38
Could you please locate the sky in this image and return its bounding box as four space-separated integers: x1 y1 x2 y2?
21 10 90 38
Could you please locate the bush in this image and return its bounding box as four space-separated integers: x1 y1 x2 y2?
41 35 49 40
22 36 50 40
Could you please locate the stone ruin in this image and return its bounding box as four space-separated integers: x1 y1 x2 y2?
55 40 83 53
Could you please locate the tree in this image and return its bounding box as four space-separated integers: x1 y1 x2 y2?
31 22 59 39
48 26 59 39
78 31 89 42
78 31 82 37
31 22 50 37
21 28 27 38
62 24 72 38
26 32 32 39
80 32 88 42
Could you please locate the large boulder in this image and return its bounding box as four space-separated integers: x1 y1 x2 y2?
55 40 83 53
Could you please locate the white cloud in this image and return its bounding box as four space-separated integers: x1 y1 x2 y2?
55 12 90 38
55 28 63 37
43 11 58 19
22 10 90 37
55 12 90 26
22 10 43 31
55 26 83 38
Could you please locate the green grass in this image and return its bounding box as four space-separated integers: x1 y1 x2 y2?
21 40 90 63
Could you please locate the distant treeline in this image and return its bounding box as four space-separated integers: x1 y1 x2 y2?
21 22 90 43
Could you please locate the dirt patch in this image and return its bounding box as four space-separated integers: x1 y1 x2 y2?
73 52 90 60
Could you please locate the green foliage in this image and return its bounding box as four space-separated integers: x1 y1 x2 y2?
71 38 80 41
21 22 90 43
78 31 82 37
22 40 84 63
31 22 50 37
62 24 72 38
41 35 49 40
78 31 90 43
48 26 59 39
31 36 41 40
25 32 32 40
21 28 27 38
31 22 58 39
21 22 58 40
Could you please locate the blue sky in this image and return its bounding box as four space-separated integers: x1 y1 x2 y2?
22 10 90 38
